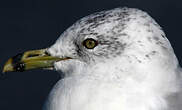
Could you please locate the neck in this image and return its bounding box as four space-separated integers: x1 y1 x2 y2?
60 53 181 110
76 55 181 110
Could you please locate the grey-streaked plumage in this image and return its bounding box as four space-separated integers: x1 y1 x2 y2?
43 7 182 110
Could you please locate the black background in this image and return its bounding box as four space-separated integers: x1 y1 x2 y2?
0 0 182 110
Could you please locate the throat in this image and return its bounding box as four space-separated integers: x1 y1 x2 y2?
62 74 169 110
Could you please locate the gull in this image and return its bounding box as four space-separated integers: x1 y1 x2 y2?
3 7 182 110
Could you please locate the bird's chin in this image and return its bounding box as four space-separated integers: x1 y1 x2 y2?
53 59 86 77
53 61 71 74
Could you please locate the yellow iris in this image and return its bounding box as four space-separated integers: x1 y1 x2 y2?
83 38 98 49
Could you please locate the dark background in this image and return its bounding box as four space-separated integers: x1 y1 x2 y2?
0 0 181 110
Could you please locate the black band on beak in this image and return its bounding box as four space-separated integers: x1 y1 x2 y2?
13 62 25 72
12 53 25 72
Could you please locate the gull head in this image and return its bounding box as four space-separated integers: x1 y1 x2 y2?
47 7 178 78
3 7 179 80
3 7 181 110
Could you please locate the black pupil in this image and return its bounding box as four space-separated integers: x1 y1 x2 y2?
88 41 93 45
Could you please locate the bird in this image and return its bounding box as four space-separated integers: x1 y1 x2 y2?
2 7 182 110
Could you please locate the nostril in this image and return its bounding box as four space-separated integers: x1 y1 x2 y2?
27 54 40 58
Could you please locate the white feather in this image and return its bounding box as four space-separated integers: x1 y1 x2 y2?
45 7 182 110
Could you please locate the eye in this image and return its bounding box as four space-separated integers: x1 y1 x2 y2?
82 38 98 49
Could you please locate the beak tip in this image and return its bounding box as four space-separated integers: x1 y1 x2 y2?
2 67 7 74
2 58 15 73
2 64 8 73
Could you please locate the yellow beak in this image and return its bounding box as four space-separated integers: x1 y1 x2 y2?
2 49 71 73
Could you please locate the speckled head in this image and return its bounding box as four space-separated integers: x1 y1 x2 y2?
3 7 178 78
48 7 178 68
3 9 180 107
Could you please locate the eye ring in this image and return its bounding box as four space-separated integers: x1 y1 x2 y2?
82 38 98 49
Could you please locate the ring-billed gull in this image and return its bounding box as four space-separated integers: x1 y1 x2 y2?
3 7 182 110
